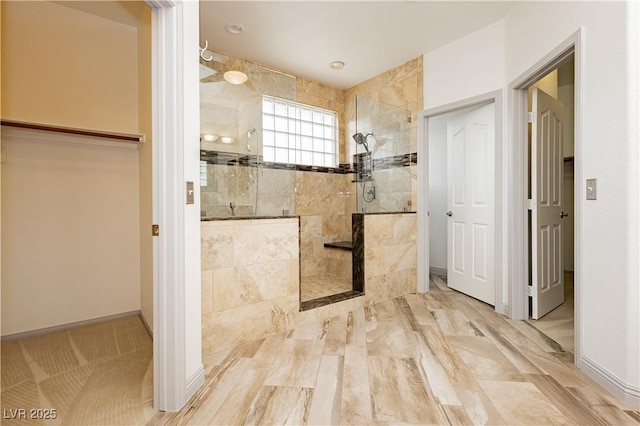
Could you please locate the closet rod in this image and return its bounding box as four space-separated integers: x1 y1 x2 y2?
1 119 144 143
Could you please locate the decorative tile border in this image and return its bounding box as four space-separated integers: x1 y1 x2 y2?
200 150 417 174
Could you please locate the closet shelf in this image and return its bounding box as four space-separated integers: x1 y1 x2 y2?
1 119 144 144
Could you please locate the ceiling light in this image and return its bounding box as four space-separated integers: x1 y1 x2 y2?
225 23 243 35
220 136 235 144
329 61 345 70
223 70 248 85
201 134 218 142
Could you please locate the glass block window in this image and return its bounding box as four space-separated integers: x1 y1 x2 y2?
262 95 337 167
199 160 208 187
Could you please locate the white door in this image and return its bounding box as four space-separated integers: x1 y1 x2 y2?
446 103 495 305
531 88 565 319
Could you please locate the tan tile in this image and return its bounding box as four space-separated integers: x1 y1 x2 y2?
368 356 447 424
212 261 290 312
527 374 603 425
243 386 313 426
455 388 506 425
263 339 325 387
414 332 462 406
433 309 484 337
340 345 372 425
442 404 474 426
201 269 214 315
479 380 570 425
201 223 234 269
404 294 437 326
307 356 344 425
186 357 253 425
346 308 367 347
449 336 526 382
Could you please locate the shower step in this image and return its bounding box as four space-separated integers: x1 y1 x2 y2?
323 240 353 251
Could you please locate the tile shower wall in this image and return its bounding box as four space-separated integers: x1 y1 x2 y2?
296 171 354 281
295 78 353 282
363 213 417 303
345 56 423 209
201 213 417 354
201 218 300 354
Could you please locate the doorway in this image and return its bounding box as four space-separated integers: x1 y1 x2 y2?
526 58 576 351
508 30 583 365
417 90 504 313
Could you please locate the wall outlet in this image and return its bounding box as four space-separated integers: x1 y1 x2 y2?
586 178 597 200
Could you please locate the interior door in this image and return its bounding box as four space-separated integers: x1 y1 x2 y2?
531 88 565 319
446 103 495 305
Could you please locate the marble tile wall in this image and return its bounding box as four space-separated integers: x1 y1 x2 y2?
345 56 423 210
296 171 354 280
201 218 300 354
364 213 418 304
201 213 417 354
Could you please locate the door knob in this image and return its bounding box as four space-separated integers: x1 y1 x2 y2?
560 211 568 218
446 211 453 217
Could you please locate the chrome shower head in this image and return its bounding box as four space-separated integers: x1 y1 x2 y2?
352 132 372 152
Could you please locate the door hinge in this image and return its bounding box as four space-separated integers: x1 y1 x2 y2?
152 224 159 236
528 285 533 297
528 112 535 123
527 199 535 210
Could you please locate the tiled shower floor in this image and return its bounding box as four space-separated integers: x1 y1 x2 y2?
300 274 353 302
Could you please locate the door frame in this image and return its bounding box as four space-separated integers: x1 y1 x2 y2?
146 0 205 411
507 29 583 365
417 90 504 314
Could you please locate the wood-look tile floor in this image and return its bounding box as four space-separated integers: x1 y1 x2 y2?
527 271 575 352
3 277 638 425
152 276 639 426
300 274 353 302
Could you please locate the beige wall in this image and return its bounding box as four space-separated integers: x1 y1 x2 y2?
1 1 139 133
1 130 141 335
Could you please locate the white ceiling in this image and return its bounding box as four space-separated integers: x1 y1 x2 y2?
200 1 515 89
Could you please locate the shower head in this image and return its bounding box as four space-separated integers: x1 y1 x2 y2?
352 132 372 152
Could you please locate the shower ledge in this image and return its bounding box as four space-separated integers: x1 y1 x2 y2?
323 240 353 251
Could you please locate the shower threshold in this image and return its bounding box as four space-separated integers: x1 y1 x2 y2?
300 290 363 311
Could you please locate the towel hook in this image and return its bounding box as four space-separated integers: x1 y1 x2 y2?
199 40 213 61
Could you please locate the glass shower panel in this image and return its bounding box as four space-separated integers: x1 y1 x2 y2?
354 95 413 213
199 52 296 218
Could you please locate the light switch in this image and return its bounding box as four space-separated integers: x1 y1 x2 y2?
586 178 597 200
186 181 195 204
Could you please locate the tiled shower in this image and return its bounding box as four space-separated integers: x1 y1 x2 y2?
199 49 419 311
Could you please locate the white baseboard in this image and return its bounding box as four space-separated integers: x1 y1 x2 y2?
502 303 511 317
1 310 142 341
429 267 447 277
580 355 640 408
185 364 206 401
